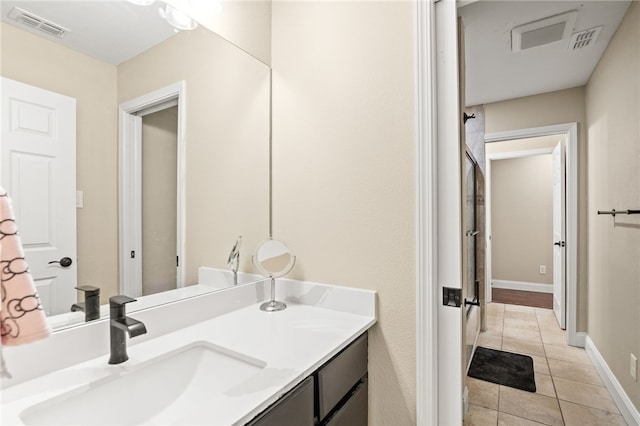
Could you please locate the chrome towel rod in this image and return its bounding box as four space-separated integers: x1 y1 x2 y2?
597 209 640 217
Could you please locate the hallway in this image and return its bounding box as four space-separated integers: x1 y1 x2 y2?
465 303 627 425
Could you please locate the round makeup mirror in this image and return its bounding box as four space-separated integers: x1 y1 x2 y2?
253 238 296 312
254 238 295 278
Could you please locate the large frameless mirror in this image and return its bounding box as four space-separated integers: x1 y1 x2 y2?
0 0 271 330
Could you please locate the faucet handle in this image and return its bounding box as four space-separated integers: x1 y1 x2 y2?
76 285 100 297
109 295 137 307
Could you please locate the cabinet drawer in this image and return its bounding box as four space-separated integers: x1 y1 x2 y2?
325 378 368 426
247 376 314 426
317 334 368 420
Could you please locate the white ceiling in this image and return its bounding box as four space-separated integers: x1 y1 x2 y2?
459 0 632 106
0 1 178 65
2 1 632 99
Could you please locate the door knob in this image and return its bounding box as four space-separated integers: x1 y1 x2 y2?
49 257 73 267
553 241 566 247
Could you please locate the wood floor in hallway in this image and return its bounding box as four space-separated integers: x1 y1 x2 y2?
491 289 553 309
464 303 628 426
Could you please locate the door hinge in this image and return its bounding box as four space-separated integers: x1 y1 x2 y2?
176 256 179 267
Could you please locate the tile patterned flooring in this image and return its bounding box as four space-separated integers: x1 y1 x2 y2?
464 302 628 426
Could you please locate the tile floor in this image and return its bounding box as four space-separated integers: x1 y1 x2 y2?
464 302 628 426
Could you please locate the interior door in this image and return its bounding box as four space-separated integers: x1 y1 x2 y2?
552 140 566 329
0 77 77 316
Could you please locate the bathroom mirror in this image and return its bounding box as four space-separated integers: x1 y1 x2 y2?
0 1 271 330
253 238 296 312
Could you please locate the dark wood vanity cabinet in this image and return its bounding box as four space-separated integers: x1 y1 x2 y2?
246 333 368 426
248 376 315 426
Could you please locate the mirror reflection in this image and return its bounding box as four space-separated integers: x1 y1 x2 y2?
0 0 270 330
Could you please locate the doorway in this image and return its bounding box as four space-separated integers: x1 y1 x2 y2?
485 136 562 313
119 81 185 297
484 123 578 343
140 106 178 295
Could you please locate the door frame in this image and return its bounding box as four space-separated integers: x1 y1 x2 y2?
119 81 186 296
415 0 439 424
416 0 464 424
485 123 581 347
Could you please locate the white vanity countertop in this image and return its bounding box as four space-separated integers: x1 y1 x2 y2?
1 280 376 425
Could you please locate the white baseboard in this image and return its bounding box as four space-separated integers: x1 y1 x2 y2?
585 336 640 426
491 279 553 294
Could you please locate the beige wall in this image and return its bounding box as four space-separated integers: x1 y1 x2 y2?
484 87 588 331
190 0 271 65
271 2 416 424
0 22 120 301
586 1 640 410
491 155 553 285
118 27 270 286
141 107 178 296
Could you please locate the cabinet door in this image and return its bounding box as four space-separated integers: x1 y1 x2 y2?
247 376 314 426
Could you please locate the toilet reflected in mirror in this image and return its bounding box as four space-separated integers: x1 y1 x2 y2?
253 238 296 312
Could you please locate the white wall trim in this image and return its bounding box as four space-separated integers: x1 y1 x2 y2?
119 81 186 296
574 331 586 348
492 279 553 294
485 123 576 142
487 147 554 161
415 0 438 424
585 336 640 426
484 122 580 347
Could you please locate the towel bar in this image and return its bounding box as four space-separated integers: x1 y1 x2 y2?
597 209 640 217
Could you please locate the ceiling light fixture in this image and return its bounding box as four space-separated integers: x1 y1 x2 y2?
159 4 198 31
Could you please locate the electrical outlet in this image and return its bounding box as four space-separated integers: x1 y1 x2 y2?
631 354 637 381
539 265 546 274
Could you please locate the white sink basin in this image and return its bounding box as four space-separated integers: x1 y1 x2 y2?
20 341 266 425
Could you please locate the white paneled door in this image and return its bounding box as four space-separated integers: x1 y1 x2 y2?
552 140 566 329
1 77 77 316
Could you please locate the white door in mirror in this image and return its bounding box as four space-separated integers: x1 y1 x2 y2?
0 77 77 316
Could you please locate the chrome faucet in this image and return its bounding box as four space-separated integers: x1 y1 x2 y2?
108 295 147 365
226 235 242 285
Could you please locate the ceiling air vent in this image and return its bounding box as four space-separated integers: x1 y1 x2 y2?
512 10 578 52
569 26 603 51
7 7 70 38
